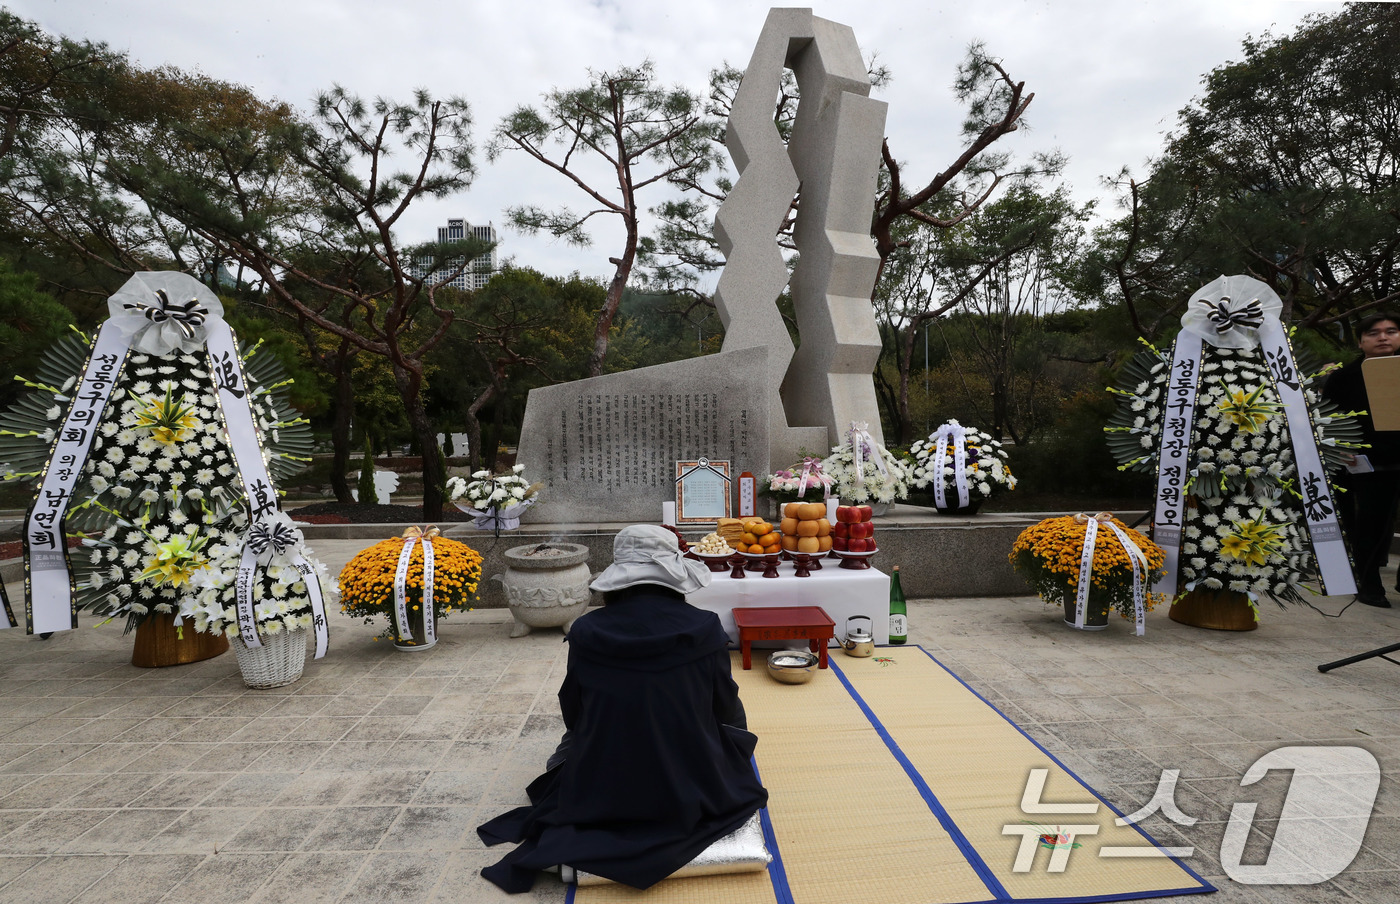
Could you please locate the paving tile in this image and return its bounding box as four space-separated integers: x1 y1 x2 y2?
128 773 232 809
224 808 329 852
69 852 207 904
408 771 490 807
0 854 45 890
299 805 401 851
336 850 446 904
2 808 117 854
59 771 162 808
378 805 480 852
0 853 119 904
203 772 297 807
267 772 354 808
62 807 183 853
143 806 260 853
159 851 286 904
340 770 431 806
247 741 335 772
247 852 366 904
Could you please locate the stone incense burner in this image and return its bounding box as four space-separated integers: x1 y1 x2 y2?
493 542 592 638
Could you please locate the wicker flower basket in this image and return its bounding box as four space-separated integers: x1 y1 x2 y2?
230 628 308 688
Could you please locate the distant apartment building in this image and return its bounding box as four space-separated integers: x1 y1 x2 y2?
412 218 498 291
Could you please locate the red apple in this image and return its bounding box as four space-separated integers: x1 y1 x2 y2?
836 505 855 523
833 521 850 538
832 537 849 551
848 537 868 553
856 505 873 522
849 521 871 540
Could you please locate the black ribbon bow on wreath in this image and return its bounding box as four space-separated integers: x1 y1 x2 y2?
123 289 209 340
247 519 298 560
1201 296 1264 335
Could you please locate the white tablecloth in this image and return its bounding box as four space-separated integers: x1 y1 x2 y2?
686 561 891 646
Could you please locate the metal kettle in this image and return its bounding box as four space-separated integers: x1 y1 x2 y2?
839 615 875 657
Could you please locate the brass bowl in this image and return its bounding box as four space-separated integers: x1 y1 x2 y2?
766 649 819 684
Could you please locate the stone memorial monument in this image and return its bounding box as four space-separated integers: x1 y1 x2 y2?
518 8 887 522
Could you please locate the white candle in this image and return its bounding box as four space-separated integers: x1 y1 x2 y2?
826 498 839 522
662 501 677 526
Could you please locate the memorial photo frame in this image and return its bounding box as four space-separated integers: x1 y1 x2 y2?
675 458 732 523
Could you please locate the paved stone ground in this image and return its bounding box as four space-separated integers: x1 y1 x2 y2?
3 539 1400 903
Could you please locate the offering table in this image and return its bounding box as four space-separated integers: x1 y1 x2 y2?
687 562 890 647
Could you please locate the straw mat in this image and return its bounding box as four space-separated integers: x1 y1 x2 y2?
571 646 1212 904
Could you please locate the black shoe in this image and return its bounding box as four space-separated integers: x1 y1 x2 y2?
1357 592 1392 608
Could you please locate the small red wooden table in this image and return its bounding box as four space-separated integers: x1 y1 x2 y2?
731 605 836 670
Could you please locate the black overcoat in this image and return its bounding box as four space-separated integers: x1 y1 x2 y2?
477 586 768 892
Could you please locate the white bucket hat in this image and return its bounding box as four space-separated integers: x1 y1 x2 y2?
589 524 712 595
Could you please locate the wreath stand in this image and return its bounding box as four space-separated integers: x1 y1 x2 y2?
1319 642 1400 673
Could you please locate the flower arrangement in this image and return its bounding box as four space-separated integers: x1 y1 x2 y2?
338 530 483 641
1009 514 1167 620
762 458 836 502
908 420 1016 505
177 513 331 639
1105 343 1361 605
820 425 912 505
0 334 315 632
448 464 539 510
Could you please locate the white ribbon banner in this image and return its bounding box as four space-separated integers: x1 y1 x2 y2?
208 322 330 659
931 423 970 510
1073 513 1149 636
22 324 129 634
848 422 889 479
1151 333 1203 597
1257 321 1355 596
392 532 437 647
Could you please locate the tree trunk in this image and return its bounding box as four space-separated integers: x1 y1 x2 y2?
587 228 638 378
390 361 445 521
465 383 497 473
328 341 355 504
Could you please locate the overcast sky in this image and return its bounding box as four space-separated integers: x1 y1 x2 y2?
10 0 1340 283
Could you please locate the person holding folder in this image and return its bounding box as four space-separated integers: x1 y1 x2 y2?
1323 313 1400 606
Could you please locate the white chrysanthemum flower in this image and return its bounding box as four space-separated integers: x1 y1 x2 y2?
138 488 159 503
154 458 174 472
216 464 233 477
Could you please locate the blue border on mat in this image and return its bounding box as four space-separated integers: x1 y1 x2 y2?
828 655 1013 901
752 757 797 904
903 644 1217 900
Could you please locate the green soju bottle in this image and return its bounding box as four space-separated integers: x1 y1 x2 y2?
889 565 908 644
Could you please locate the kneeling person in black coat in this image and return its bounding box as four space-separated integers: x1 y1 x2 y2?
478 524 768 893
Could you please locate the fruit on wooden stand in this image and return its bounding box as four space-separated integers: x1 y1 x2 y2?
734 518 782 554
776 500 833 555
832 504 876 553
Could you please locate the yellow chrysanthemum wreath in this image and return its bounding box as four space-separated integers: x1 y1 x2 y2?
338 529 483 640
1009 515 1168 618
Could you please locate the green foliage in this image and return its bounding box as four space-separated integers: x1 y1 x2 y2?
0 258 73 409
